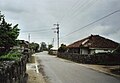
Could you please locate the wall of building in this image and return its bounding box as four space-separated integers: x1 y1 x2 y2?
90 49 95 54
68 48 79 53
95 49 113 53
57 52 120 65
80 48 89 54
89 48 114 54
71 47 115 55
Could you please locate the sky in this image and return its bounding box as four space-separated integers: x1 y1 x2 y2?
0 0 120 48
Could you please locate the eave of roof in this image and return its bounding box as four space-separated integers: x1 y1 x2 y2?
67 35 119 49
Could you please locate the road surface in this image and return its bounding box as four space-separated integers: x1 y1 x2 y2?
36 51 120 83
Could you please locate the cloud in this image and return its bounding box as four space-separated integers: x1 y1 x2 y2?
0 0 26 13
0 0 120 47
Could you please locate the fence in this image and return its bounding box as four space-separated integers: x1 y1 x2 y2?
57 52 120 65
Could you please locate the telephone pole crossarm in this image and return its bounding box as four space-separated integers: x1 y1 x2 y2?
53 23 60 49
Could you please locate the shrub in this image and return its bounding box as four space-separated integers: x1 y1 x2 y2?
0 49 22 60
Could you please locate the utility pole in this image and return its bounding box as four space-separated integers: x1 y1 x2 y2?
53 23 60 49
52 38 54 46
28 33 30 43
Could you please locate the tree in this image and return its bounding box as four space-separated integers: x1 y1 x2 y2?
29 42 39 52
48 44 53 51
58 44 67 53
0 12 20 52
40 42 47 51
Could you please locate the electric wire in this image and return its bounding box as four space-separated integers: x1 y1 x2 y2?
21 26 53 33
60 10 120 39
59 0 83 23
21 29 52 33
62 0 98 26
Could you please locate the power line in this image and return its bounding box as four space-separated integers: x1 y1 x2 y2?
72 0 97 18
62 0 98 26
60 0 87 23
70 0 98 20
59 0 82 23
61 10 120 38
21 28 52 33
21 26 52 32
60 0 94 23
67 0 92 18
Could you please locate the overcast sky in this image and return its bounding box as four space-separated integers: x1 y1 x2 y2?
0 0 120 48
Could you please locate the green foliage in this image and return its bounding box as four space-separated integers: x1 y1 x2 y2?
40 42 47 51
48 44 53 51
29 42 39 52
0 12 20 52
0 49 22 60
58 44 67 53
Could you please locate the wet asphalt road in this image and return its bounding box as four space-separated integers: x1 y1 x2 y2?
36 51 120 83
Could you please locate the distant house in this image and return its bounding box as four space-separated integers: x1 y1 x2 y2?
67 35 119 54
13 40 29 52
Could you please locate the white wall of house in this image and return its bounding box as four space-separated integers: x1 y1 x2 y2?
90 49 95 54
80 48 88 54
90 48 113 54
95 49 112 53
80 48 113 54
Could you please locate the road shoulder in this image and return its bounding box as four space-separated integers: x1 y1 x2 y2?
26 55 46 83
79 64 120 78
57 57 120 78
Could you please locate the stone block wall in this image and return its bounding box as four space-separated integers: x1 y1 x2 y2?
0 55 28 83
57 52 120 65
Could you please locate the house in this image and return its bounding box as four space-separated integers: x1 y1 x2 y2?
67 35 119 54
13 40 29 52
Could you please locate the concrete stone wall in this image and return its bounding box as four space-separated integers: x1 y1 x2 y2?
57 52 120 65
0 55 28 83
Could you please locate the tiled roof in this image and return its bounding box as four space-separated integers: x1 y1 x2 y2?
67 35 119 49
17 40 29 45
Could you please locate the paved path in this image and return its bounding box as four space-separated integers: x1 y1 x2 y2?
36 51 120 83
